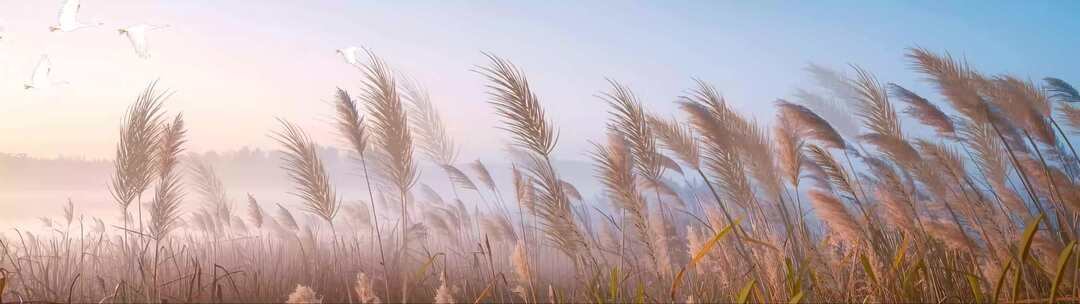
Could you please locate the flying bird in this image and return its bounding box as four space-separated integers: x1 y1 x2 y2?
50 0 103 32
119 24 169 59
24 55 67 90
336 47 362 67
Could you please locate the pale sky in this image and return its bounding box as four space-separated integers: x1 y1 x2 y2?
1 1 1078 161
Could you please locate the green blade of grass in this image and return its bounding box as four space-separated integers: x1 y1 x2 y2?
788 290 804 304
473 279 496 304
992 256 1013 303
784 258 796 294
670 218 739 299
860 253 877 286
902 258 926 301
414 252 445 285
892 233 909 271
610 266 619 302
737 279 756 304
1019 214 1045 261
1050 240 1077 303
1013 213 1045 301
965 273 982 303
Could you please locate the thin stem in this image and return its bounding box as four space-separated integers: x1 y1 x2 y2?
360 157 391 301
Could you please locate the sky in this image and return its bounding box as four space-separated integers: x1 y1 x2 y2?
0 1 1078 161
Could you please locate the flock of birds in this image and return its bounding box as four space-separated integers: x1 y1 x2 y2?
13 0 169 90
8 1 375 91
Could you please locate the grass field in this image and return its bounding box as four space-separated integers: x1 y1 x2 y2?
3 47 1080 303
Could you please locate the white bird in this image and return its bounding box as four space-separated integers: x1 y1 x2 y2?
336 47 362 67
24 55 67 90
119 24 168 59
50 0 102 32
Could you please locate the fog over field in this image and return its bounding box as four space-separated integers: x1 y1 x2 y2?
0 151 606 229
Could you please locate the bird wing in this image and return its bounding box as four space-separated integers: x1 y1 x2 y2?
58 0 80 26
125 29 149 58
31 55 51 84
342 47 361 65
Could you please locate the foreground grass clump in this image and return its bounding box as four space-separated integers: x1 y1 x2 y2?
4 47 1080 303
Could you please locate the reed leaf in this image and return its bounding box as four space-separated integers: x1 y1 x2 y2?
1049 241 1077 303
670 218 739 299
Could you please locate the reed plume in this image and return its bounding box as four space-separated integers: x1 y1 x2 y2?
793 88 860 139
875 184 916 233
333 87 392 299
774 118 804 187
433 272 454 304
148 114 186 241
849 65 903 138
190 159 231 224
470 160 498 193
859 133 921 167
358 51 419 196
63 199 74 226
560 180 583 201
924 219 976 251
775 100 847 150
109 81 168 230
334 88 369 157
273 119 341 225
1056 101 1080 133
276 203 300 231
403 78 458 166
984 76 1055 145
512 167 535 213
354 272 381 304
679 101 754 208
247 193 264 229
479 213 516 242
601 81 692 270
600 80 668 194
803 145 857 201
285 285 322 304
478 53 589 264
889 83 957 139
649 204 678 277
231 216 248 234
807 190 863 245
1045 77 1080 103
419 184 445 205
958 121 1030 216
806 63 859 102
592 133 661 274
649 116 700 170
357 49 417 302
343 203 371 227
477 53 557 156
403 78 484 203
424 209 456 241
442 164 478 191
510 240 533 301
906 47 995 124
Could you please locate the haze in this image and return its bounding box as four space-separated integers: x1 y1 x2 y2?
1 1 1077 160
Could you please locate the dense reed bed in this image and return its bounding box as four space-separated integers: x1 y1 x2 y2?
4 47 1080 303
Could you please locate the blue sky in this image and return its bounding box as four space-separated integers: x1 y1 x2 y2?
0 1 1077 160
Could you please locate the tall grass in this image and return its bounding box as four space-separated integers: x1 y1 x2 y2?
4 47 1080 303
